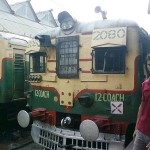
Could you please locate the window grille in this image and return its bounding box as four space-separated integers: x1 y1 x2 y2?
56 36 79 78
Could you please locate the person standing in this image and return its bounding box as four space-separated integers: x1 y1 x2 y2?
133 54 150 150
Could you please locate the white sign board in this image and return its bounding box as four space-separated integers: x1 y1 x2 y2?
111 102 123 114
91 27 127 48
26 39 40 54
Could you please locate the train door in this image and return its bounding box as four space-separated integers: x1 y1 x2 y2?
13 49 25 99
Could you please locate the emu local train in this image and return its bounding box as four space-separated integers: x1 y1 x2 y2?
17 10 150 150
0 33 28 133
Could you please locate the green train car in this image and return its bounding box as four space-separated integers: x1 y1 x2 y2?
0 33 28 133
17 11 150 149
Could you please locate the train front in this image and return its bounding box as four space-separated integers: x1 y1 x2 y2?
17 11 148 150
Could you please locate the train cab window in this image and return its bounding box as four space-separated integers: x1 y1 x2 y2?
92 46 126 74
56 36 79 78
29 52 46 73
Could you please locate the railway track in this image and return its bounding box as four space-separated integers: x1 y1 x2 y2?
9 141 43 150
0 129 42 150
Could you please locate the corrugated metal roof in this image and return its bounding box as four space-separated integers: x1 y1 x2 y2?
11 0 39 22
0 11 52 37
36 10 58 27
0 0 14 13
0 0 57 38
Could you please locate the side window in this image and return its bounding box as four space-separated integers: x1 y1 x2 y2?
92 46 126 74
56 36 79 78
29 52 46 73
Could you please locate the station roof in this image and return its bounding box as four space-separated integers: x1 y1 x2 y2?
36 10 58 28
0 0 57 38
11 0 39 22
0 11 52 38
0 0 14 13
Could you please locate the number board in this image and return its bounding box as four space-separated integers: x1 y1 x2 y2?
26 39 40 54
91 27 127 48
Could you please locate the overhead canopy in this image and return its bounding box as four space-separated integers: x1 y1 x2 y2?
0 11 52 38
0 0 57 38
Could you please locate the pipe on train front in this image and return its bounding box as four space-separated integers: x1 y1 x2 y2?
17 9 150 150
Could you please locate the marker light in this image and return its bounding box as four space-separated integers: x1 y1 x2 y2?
37 75 42 82
29 74 42 82
80 120 99 141
17 110 30 128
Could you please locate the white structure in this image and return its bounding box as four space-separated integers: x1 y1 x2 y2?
148 0 150 14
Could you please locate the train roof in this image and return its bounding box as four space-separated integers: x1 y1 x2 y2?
43 19 141 38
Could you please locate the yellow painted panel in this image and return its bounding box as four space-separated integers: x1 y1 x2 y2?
79 35 92 58
32 27 140 99
42 74 57 82
80 74 107 82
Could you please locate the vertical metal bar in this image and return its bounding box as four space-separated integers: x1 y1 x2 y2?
63 137 66 150
86 141 88 148
96 141 98 149
82 140 84 148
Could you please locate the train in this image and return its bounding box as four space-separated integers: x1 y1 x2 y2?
0 33 29 133
17 10 150 150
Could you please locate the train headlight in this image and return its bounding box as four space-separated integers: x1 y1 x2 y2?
61 116 72 128
78 93 94 107
58 11 76 34
60 19 75 30
80 120 99 141
17 110 30 128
